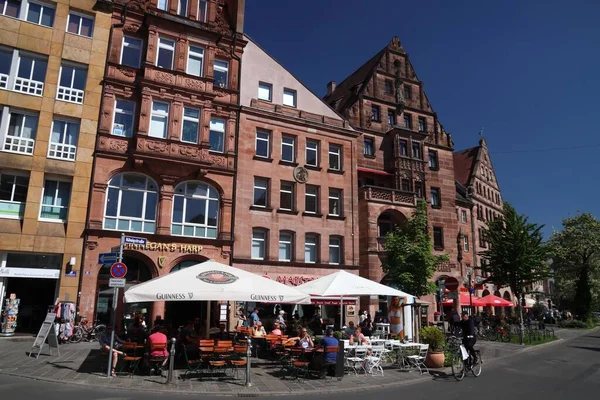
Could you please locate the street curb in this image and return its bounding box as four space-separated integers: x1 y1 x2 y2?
0 369 432 397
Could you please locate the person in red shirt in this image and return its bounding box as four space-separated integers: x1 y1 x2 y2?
147 325 169 371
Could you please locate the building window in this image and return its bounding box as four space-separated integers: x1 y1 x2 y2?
428 150 439 170
279 181 294 211
253 177 269 208
398 139 407 156
251 228 266 260
371 105 380 121
433 227 444 249
363 137 374 156
412 142 421 159
403 113 412 129
213 60 229 88
0 0 19 17
281 135 295 163
67 11 94 37
180 107 199 143
461 210 467 224
329 236 342 265
255 130 270 158
48 119 78 161
26 1 55 27
197 0 207 22
156 37 175 69
328 144 341 171
149 101 169 138
305 234 318 263
387 109 395 126
57 62 87 104
384 79 394 94
414 181 423 198
463 235 469 252
418 117 427 132
305 185 319 214
39 179 71 222
0 173 29 219
209 118 225 152
306 140 319 167
11 50 48 96
403 84 412 100
172 181 219 238
258 82 272 101
187 45 204 77
104 173 158 233
112 99 135 137
2 108 38 155
328 188 342 216
283 88 297 107
401 179 411 192
177 0 188 16
121 36 143 68
279 232 293 262
430 187 441 207
157 0 168 11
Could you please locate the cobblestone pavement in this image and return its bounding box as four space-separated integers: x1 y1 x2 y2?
0 327 593 396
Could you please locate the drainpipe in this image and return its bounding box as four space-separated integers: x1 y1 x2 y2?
77 1 129 320
228 32 241 269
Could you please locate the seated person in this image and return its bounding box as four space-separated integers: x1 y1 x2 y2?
252 321 267 337
285 328 314 349
319 328 339 378
271 322 283 336
344 321 356 338
212 324 230 340
349 326 369 345
179 320 199 353
99 326 124 377
147 325 169 373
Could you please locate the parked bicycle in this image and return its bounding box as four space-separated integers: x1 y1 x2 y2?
447 335 482 381
69 318 106 343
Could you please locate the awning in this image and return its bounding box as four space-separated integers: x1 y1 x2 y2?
357 167 393 176
311 297 357 306
442 293 486 307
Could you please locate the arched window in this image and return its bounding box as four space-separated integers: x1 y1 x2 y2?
172 181 219 238
104 173 158 233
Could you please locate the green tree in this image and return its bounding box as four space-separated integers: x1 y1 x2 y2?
548 213 600 321
480 202 550 345
382 200 448 297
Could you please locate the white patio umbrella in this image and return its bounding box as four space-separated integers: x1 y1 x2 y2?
124 260 311 304
296 270 414 328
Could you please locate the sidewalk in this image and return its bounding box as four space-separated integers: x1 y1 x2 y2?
0 327 592 396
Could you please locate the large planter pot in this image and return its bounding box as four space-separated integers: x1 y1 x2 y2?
424 350 445 368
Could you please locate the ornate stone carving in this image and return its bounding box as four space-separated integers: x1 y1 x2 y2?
117 67 136 77
99 137 128 153
154 71 174 85
86 240 98 250
184 78 205 91
293 166 308 184
123 23 141 33
213 4 233 35
215 47 230 58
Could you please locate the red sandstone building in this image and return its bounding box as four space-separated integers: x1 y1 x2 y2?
233 37 359 321
80 0 246 329
324 37 476 318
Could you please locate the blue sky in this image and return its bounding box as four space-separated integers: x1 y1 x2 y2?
244 0 600 238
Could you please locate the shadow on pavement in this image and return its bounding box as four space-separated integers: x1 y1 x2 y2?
569 345 600 353
429 370 456 383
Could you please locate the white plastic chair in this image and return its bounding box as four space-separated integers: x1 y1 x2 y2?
406 344 429 374
364 345 385 376
345 346 367 375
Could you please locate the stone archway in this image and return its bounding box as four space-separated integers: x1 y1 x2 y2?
377 209 408 238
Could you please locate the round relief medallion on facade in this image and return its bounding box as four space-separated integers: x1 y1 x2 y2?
293 166 309 184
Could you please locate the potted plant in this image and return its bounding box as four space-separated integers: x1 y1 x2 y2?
433 311 441 321
420 326 445 368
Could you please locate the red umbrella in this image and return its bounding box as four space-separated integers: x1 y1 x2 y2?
442 293 486 307
479 294 513 307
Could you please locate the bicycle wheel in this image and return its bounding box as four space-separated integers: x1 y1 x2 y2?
451 350 465 381
92 324 106 341
500 329 511 343
471 352 482 377
487 329 498 341
69 326 83 343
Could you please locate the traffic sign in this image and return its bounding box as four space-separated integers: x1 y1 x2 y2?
124 236 147 246
110 262 127 279
444 276 460 291
109 278 126 288
98 252 118 265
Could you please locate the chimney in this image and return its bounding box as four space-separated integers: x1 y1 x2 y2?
326 81 336 95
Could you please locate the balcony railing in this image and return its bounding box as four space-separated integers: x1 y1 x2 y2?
56 86 84 104
4 136 35 155
13 77 44 96
48 142 77 161
359 185 416 206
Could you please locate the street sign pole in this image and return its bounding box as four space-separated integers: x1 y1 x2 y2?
107 232 125 377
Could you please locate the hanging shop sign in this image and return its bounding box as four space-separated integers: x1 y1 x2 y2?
123 241 203 254
0 268 60 279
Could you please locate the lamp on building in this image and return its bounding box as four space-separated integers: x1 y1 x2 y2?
69 256 76 266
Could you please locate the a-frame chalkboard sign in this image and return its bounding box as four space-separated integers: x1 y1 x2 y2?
29 312 60 358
